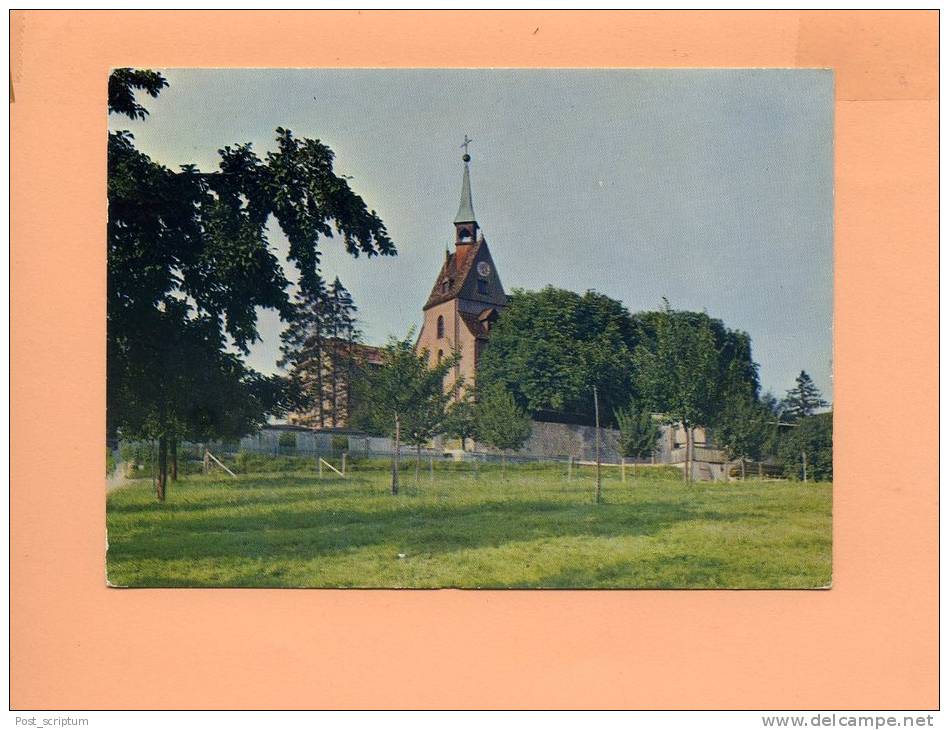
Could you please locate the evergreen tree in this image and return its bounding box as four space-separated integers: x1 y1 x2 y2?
780 371 829 421
327 277 361 426
278 279 330 427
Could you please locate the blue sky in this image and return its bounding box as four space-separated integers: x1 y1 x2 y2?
111 68 834 402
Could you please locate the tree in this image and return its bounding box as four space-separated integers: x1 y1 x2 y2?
278 280 330 427
108 69 395 499
614 402 661 476
474 384 533 480
633 300 722 484
326 277 361 426
278 276 361 428
478 287 761 433
780 370 829 421
444 386 478 451
351 332 458 494
779 411 833 481
477 287 638 424
716 394 770 480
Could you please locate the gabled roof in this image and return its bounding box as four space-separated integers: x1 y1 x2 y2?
423 238 483 310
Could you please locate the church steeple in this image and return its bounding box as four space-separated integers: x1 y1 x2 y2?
454 136 478 246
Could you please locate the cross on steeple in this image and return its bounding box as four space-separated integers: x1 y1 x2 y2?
460 134 473 158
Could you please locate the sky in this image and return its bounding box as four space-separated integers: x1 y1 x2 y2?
110 68 834 402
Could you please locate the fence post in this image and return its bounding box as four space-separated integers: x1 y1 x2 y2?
318 458 323 478
621 457 626 484
568 455 573 482
429 456 434 483
342 452 347 477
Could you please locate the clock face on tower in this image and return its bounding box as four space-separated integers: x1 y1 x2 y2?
477 261 491 277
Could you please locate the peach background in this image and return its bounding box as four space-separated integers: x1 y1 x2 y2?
10 11 938 709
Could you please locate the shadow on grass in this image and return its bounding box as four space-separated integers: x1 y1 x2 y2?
107 485 763 565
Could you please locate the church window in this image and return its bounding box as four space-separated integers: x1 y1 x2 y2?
477 278 489 295
437 349 443 363
441 280 449 294
437 315 445 339
459 228 472 242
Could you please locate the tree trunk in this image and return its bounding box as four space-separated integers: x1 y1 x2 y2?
170 437 178 482
685 426 695 486
316 337 325 427
346 340 355 425
415 443 421 486
593 386 602 504
740 458 746 481
157 434 167 502
330 355 338 427
501 454 506 481
682 424 689 485
391 414 400 495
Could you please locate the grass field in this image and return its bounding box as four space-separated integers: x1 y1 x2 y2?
106 463 832 589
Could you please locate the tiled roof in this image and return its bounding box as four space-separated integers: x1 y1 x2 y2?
423 239 483 310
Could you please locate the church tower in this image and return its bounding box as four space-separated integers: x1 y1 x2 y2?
417 143 507 392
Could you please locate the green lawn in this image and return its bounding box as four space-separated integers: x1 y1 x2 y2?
106 464 832 589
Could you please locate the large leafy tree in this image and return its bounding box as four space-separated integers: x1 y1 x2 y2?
351 332 459 494
477 286 638 424
108 69 395 499
633 301 723 483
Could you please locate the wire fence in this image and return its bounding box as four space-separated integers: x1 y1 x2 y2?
112 436 782 483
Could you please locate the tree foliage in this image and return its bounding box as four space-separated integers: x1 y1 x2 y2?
477 289 760 432
716 394 771 477
107 69 395 499
779 411 833 481
278 276 361 427
350 332 459 493
780 370 829 422
614 402 661 460
108 68 168 120
443 386 478 450
474 384 533 454
633 301 724 429
477 287 638 424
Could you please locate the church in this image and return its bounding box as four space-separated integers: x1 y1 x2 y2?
283 145 732 478
415 148 507 392
287 147 506 428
